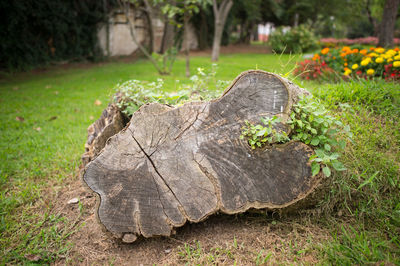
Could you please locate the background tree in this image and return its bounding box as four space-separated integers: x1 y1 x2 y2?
378 0 400 46
211 0 233 61
231 0 261 44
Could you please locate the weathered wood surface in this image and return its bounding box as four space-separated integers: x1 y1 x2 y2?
81 100 129 167
83 70 319 241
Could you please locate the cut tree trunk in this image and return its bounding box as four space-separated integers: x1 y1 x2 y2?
83 71 321 242
81 96 129 167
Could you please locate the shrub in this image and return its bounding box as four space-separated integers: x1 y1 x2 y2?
268 24 318 54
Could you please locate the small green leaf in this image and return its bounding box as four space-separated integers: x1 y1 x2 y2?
324 144 331 151
332 160 346 171
339 140 346 149
311 162 320 176
322 166 331 177
310 138 320 146
256 128 267 136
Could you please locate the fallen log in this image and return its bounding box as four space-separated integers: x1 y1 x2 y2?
83 70 321 242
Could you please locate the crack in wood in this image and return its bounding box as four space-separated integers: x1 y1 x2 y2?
174 104 208 140
128 128 190 221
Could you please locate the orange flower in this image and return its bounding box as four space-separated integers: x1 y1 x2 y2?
321 47 330 54
344 67 350 71
352 48 359 53
340 53 346 57
360 49 368 55
369 47 374 50
332 56 336 59
312 53 320 61
395 47 400 52
344 63 348 66
342 46 351 52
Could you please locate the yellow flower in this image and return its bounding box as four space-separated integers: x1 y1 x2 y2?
367 69 375 75
375 57 384 63
374 47 385 53
352 64 359 70
344 69 352 76
393 61 400 67
368 52 378 57
386 49 396 57
361 58 370 66
321 47 330 54
394 55 400 60
388 58 393 63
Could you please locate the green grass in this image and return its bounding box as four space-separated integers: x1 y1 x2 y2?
0 53 298 264
0 52 399 264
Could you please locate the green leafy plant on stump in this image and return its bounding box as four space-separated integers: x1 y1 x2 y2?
240 96 352 177
240 116 289 149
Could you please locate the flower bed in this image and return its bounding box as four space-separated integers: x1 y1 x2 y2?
320 37 400 47
295 46 400 82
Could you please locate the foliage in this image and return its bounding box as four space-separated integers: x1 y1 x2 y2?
288 96 351 177
115 64 228 116
240 117 289 149
268 24 318 54
0 0 111 71
240 95 351 177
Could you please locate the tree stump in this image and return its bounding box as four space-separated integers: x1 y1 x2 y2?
81 94 129 167
83 70 320 242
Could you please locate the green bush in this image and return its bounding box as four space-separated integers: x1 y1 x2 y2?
0 0 112 71
268 24 318 54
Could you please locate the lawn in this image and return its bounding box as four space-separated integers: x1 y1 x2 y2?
1 53 399 264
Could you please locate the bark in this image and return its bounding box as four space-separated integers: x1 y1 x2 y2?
160 20 175 54
83 71 321 242
211 0 233 61
378 0 400 47
366 0 379 36
81 99 129 167
118 0 166 74
142 0 154 54
184 9 190 77
197 10 209 50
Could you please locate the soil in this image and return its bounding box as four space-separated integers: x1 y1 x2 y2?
51 171 331 265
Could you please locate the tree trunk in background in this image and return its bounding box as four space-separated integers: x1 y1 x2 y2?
211 0 233 61
378 0 400 47
160 20 175 53
184 10 190 77
143 0 154 54
197 10 209 50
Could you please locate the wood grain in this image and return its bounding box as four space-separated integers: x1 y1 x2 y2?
83 70 319 241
